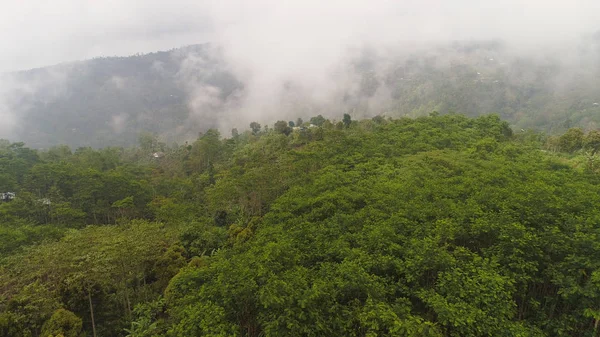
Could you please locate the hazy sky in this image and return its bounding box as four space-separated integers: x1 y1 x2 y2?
1 0 600 72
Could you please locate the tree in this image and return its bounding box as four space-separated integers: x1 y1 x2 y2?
0 281 59 337
0 222 178 336
288 121 295 128
343 114 352 128
372 115 386 124
584 130 600 154
111 196 135 220
558 128 584 153
250 122 261 135
44 145 72 162
309 115 326 127
152 245 187 290
7 114 600 336
138 132 159 153
124 298 166 337
274 121 292 136
296 118 304 127
41 309 82 337
187 129 223 174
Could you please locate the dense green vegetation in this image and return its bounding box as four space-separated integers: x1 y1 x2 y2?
3 114 600 336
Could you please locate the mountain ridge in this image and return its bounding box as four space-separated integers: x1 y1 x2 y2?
2 40 600 148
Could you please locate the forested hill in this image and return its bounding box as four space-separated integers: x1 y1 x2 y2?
3 38 600 148
2 44 241 149
3 114 600 336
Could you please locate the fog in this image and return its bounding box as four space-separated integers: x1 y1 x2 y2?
2 0 599 72
1 0 600 143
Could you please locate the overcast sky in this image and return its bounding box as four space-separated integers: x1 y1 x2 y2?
1 0 600 73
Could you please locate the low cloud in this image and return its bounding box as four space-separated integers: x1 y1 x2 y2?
0 64 79 140
110 114 128 134
1 1 600 142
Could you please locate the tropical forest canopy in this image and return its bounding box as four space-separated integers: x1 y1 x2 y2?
2 114 600 336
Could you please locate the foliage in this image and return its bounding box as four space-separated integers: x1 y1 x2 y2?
3 114 600 336
273 121 292 136
40 309 82 337
309 115 326 126
343 113 352 128
559 128 584 153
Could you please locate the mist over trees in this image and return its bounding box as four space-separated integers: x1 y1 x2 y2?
2 37 600 149
3 1 600 336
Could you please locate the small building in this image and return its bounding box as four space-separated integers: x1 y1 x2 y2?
0 192 15 202
38 198 52 206
152 152 165 159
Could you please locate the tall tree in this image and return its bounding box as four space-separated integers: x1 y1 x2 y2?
250 122 261 135
274 121 292 136
342 113 352 128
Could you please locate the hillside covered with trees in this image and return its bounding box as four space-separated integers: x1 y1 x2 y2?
3 37 600 149
2 114 600 336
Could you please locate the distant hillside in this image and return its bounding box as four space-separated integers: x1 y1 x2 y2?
2 44 241 148
2 39 600 148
